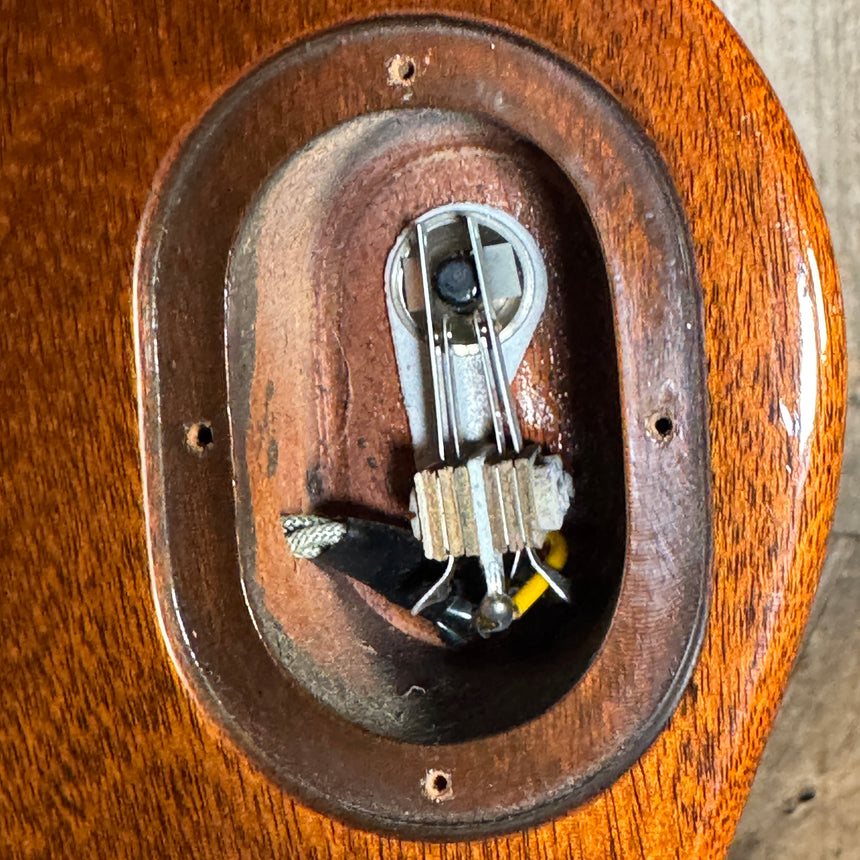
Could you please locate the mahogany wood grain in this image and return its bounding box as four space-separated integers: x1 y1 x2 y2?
0 0 845 857
137 20 710 832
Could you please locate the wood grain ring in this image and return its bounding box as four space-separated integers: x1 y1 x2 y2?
136 18 710 837
1 0 845 854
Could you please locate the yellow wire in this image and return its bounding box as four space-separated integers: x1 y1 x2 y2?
512 531 567 618
543 530 568 571
511 572 549 617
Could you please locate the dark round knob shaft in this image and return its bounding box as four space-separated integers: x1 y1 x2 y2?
434 255 478 309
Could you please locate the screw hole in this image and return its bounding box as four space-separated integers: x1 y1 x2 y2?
423 769 453 802
387 55 417 86
647 413 674 441
187 422 213 452
654 416 673 437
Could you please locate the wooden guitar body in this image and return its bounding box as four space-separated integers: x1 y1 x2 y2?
1 0 845 857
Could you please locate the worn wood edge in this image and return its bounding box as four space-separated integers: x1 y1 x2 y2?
132 17 717 838
136 3 848 847
0 0 847 856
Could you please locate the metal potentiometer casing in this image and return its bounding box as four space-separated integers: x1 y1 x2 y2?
385 201 577 615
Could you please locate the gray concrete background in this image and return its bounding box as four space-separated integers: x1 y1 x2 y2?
713 2 860 857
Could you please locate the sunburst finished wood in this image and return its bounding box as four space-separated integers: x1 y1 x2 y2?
0 0 845 858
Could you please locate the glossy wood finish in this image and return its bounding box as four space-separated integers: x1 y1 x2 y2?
135 20 711 834
0 0 845 858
